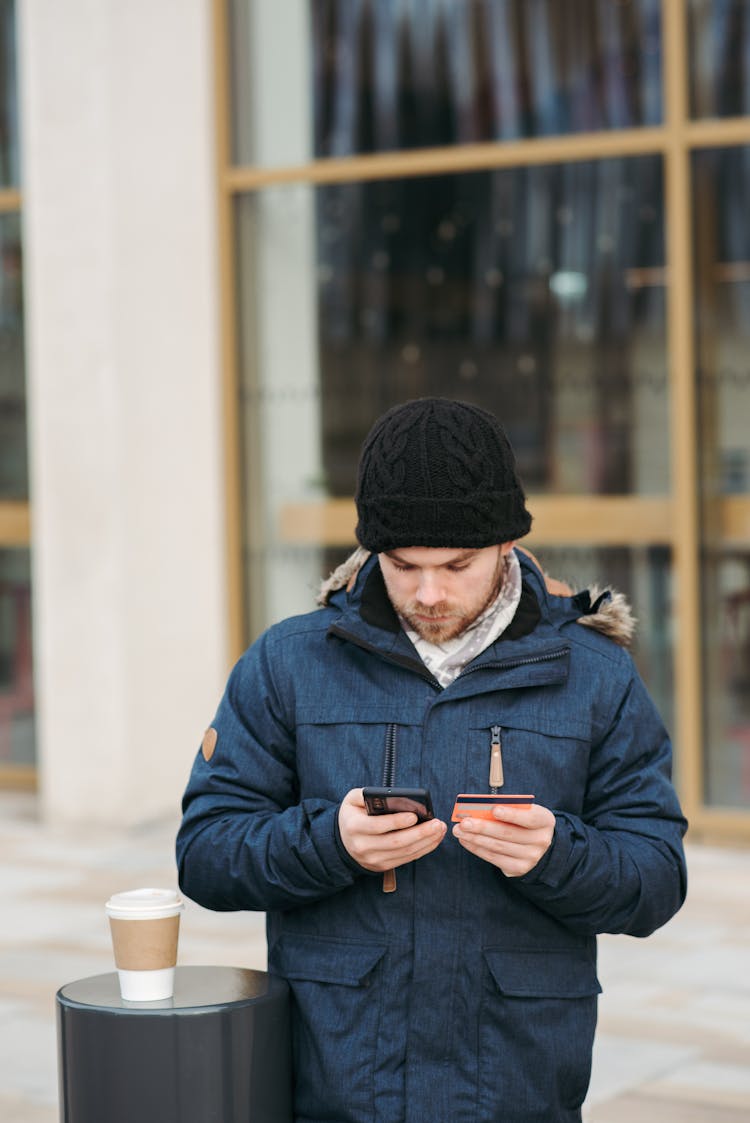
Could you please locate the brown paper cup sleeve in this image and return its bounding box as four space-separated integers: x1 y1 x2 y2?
109 916 180 971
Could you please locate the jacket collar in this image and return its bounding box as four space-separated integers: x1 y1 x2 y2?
320 546 635 649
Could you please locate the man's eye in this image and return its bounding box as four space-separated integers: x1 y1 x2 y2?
447 563 470 573
391 562 412 572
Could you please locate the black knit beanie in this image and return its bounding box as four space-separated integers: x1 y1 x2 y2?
355 398 532 552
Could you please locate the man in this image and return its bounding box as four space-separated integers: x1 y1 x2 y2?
177 397 687 1123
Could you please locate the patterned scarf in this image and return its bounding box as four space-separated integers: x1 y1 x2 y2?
400 550 522 688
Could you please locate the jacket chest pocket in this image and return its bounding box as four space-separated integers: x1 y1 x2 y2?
295 706 425 802
466 711 591 812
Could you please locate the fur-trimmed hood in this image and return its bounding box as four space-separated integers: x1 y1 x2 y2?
316 546 636 648
316 547 371 606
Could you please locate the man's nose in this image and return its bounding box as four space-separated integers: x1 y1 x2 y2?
415 573 444 606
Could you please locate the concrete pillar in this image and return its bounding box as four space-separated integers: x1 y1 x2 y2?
18 0 227 825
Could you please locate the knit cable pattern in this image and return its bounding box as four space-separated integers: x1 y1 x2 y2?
355 398 532 551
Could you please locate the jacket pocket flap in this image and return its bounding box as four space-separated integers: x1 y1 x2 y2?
271 934 387 986
470 705 590 742
483 948 602 998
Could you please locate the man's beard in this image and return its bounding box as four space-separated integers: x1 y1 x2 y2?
400 603 469 643
400 553 508 643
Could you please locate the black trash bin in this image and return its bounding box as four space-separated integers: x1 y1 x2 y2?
56 965 293 1122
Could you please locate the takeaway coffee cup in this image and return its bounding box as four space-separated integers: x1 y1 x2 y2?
105 888 184 1001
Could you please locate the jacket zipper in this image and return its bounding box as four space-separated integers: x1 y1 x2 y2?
383 723 397 787
489 725 503 792
460 647 568 679
382 724 398 894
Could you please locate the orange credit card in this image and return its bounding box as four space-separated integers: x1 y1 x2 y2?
451 793 534 822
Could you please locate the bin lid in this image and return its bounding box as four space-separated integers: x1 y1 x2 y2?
57 965 287 1015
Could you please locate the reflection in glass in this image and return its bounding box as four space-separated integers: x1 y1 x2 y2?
229 0 663 166
693 146 750 809
0 0 19 189
316 159 668 499
689 0 750 119
229 0 315 168
312 0 662 155
0 549 35 770
235 187 326 635
0 211 26 499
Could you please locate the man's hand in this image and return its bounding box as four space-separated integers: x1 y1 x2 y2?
339 788 446 872
452 803 555 877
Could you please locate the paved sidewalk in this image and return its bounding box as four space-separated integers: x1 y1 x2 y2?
1 791 748 1122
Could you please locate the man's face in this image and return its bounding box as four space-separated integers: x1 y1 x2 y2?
379 543 514 643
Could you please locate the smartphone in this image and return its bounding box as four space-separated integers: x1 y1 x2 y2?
363 786 434 822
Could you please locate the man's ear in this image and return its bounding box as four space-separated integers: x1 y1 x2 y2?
516 546 573 597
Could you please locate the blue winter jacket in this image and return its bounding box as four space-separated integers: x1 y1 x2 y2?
177 550 687 1123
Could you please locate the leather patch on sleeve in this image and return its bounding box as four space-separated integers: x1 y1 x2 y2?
202 727 218 762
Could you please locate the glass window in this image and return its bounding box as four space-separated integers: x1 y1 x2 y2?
0 0 19 189
0 549 34 771
536 545 674 732
229 0 663 166
234 155 668 637
693 147 750 497
693 145 750 809
689 0 750 119
0 210 26 499
702 550 750 809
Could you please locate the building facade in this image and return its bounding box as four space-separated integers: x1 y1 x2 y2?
1 0 749 840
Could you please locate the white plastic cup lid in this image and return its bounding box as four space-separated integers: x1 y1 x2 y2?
105 887 184 920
